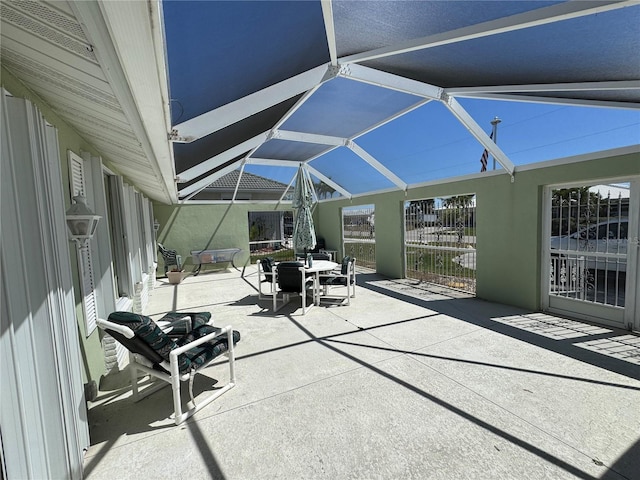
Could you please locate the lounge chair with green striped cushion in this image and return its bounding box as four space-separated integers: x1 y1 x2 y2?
156 311 213 337
97 311 239 425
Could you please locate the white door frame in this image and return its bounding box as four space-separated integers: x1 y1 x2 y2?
541 176 639 331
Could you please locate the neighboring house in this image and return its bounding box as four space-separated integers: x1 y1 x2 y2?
191 170 290 201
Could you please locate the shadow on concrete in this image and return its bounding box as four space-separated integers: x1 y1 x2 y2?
356 273 640 381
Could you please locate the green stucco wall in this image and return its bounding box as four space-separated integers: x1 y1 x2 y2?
316 151 639 311
153 202 293 273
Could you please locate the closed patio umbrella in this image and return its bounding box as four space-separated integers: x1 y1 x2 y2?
292 165 316 256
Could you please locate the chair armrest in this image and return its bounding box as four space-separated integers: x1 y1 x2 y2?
169 325 234 358
168 325 235 378
299 267 315 282
97 318 135 339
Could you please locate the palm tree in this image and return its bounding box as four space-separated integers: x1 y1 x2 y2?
442 195 474 208
313 180 337 199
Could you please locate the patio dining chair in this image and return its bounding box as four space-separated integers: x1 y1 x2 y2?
97 311 240 425
257 257 276 300
157 243 182 276
319 256 357 305
272 261 315 314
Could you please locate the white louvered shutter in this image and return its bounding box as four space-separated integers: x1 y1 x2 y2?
68 152 97 335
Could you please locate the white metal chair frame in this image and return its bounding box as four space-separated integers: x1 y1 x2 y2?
318 257 357 305
97 318 236 425
257 258 276 300
272 263 315 315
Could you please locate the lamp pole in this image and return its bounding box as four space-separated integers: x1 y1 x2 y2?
490 116 501 170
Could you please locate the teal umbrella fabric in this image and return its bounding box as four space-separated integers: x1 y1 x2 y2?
292 165 316 254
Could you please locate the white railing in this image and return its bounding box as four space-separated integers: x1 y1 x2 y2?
549 254 587 299
404 197 477 294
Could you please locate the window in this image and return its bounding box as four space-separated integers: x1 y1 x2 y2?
104 174 133 298
248 211 293 253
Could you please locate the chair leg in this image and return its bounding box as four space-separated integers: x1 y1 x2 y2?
302 289 309 314
130 352 139 400
130 357 169 403
172 370 183 425
273 291 290 312
259 281 274 300
173 329 237 425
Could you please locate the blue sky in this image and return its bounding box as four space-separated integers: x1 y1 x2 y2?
244 98 640 194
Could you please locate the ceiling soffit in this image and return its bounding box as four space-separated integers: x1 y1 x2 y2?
1 0 176 204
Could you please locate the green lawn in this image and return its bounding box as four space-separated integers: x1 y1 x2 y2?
405 246 476 292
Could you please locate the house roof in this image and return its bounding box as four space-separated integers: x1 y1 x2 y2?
1 1 638 205
207 170 288 192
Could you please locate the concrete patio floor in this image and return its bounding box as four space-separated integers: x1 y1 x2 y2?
84 266 640 479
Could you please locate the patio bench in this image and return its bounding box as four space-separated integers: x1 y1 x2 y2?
191 248 241 275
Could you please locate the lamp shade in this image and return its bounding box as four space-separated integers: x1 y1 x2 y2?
66 195 101 241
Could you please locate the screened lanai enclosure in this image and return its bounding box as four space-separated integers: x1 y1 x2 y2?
1 1 639 478
160 0 639 323
165 1 639 203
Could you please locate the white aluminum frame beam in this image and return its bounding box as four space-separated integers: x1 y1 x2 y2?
245 157 353 201
339 1 637 65
351 98 432 141
445 80 640 95
171 64 330 142
278 174 298 204
450 93 640 110
339 64 443 99
274 130 346 146
272 83 324 131
178 161 243 198
246 158 301 167
443 95 515 176
349 141 408 191
306 164 352 199
446 80 640 109
270 129 408 189
321 0 338 66
178 131 269 182
231 162 247 203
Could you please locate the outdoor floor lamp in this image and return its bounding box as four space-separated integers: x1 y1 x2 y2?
65 195 101 246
